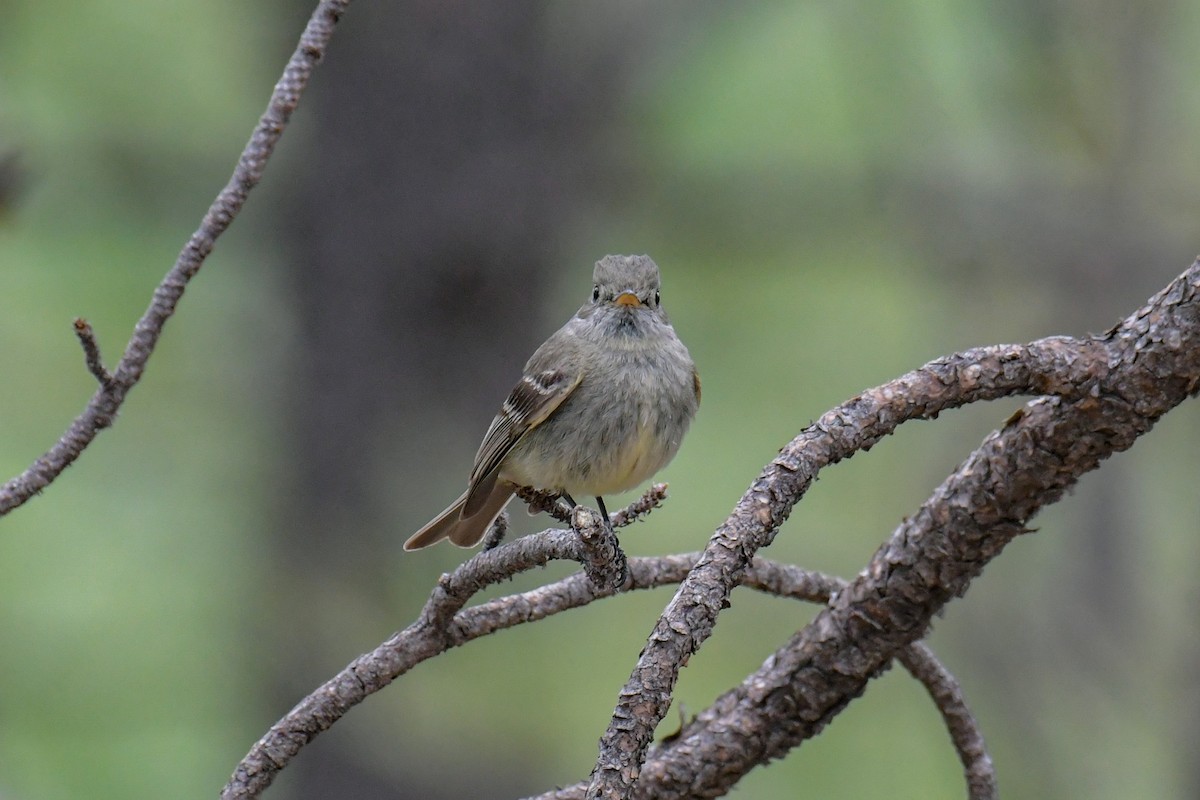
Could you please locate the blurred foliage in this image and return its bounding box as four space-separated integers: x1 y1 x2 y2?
1 1 1199 799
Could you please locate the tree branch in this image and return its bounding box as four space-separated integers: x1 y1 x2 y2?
72 318 115 391
581 260 1200 799
220 522 619 796
514 483 670 530
222 486 659 799
581 336 1116 799
0 0 352 517
226 264 1200 797
227 260 1197 798
218 529 628 799
701 561 998 799
226 542 991 799
897 642 997 800
523 559 995 800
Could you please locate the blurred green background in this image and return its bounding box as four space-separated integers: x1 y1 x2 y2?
2 1 1199 798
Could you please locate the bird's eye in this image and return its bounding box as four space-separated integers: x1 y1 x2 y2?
592 285 600 302
654 290 661 306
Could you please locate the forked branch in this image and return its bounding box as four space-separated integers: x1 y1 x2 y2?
222 489 668 799
224 540 994 799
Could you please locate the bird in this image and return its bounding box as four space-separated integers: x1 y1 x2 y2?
404 254 700 550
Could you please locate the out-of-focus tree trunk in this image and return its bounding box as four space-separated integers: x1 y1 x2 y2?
269 3 654 797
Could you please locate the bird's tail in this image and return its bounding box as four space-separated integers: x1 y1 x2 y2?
403 483 515 550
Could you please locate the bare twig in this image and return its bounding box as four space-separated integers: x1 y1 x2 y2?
72 318 115 391
515 484 670 530
610 483 670 528
508 485 669 586
516 486 574 522
481 509 511 550
0 0 352 517
223 527 613 799
898 643 997 800
224 489 683 798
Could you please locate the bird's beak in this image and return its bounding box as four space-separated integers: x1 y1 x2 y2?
614 291 643 308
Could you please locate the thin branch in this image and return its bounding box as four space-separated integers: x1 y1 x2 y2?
611 483 670 528
582 261 1200 800
226 541 990 799
481 509 511 550
898 642 997 800
72 318 115 391
223 524 608 797
0 0 352 517
516 486 577 523
514 483 669 529
224 481 677 798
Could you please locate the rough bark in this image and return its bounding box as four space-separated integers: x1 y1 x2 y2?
578 262 1200 798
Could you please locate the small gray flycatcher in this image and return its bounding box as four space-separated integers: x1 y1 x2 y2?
404 254 700 550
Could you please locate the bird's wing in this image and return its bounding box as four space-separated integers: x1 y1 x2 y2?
462 367 583 517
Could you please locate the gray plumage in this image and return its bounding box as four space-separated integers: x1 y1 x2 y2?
404 254 700 550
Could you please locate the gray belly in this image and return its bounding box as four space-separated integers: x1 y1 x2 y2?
500 356 696 497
